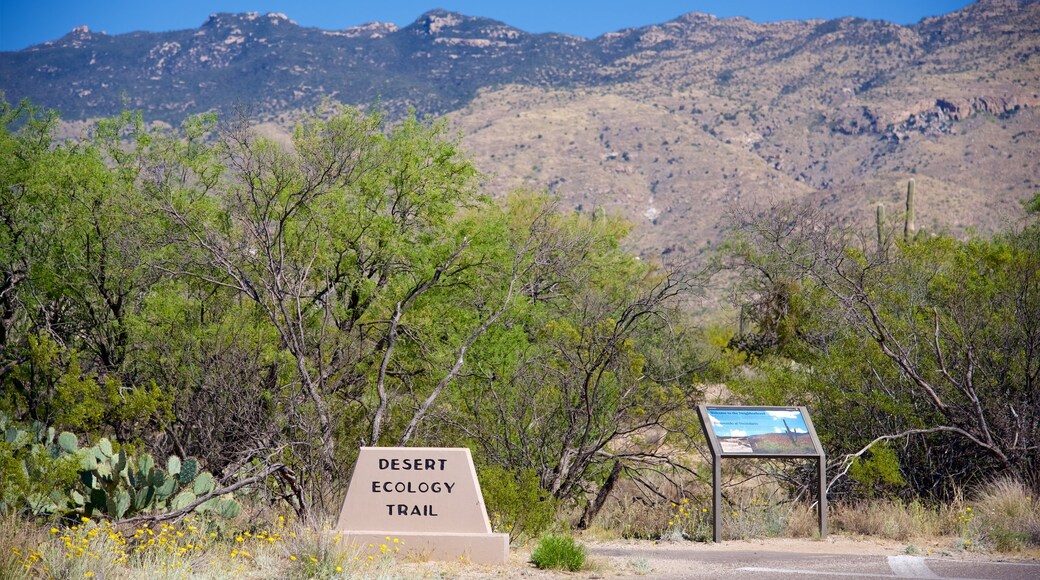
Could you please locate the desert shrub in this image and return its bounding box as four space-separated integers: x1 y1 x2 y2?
479 465 556 542
530 534 586 571
847 443 907 497
664 498 712 542
971 478 1040 552
832 500 945 541
724 496 796 539
783 503 821 538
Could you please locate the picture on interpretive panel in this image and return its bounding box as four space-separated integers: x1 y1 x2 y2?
705 407 818 455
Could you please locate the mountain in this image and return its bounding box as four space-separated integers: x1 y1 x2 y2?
2 1 1038 257
0 10 604 119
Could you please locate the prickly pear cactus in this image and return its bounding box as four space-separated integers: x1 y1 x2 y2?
167 455 181 477
57 432 78 453
1 414 241 521
0 413 87 516
198 496 242 519
178 458 199 485
70 436 223 520
194 471 215 496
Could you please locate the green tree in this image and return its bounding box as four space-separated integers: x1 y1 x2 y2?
446 197 706 521
0 101 170 439
125 105 557 513
727 202 1040 496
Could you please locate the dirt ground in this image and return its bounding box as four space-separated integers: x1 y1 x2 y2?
398 535 1040 579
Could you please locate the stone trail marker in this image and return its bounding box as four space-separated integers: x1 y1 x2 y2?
335 447 508 564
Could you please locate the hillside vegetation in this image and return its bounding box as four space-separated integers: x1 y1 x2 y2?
1 1 1039 575
2 1 1037 256
1 96 1038 563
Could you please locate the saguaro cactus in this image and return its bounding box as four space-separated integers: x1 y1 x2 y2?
876 203 886 249
904 178 916 240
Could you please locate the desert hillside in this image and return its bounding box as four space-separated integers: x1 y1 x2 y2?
2 0 1037 256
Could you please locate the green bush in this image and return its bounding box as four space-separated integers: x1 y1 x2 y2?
479 465 556 541
530 535 586 571
848 443 907 498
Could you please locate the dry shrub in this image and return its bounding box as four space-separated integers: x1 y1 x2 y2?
721 496 813 540
593 470 824 541
783 503 820 538
832 500 945 541
588 478 694 540
971 477 1040 552
595 497 673 540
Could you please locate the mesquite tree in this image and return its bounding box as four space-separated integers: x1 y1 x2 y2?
728 202 1040 496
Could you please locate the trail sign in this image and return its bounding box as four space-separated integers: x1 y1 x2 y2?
335 447 508 564
698 405 826 542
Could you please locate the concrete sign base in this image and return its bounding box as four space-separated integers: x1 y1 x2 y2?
335 447 509 565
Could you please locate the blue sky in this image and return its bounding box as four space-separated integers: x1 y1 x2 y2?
1 1 976 52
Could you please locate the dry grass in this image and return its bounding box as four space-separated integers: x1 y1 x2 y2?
588 475 1038 553
584 475 824 542
970 477 1040 553
830 478 1040 554
831 500 950 542
0 513 48 580
781 503 820 538
5 479 1037 578
3 513 406 579
587 479 678 540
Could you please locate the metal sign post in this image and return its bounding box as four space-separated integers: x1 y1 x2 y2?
697 405 827 542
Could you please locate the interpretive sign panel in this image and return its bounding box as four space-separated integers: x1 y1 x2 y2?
697 405 826 542
335 447 508 564
703 406 819 456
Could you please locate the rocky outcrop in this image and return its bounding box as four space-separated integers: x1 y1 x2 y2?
936 94 1040 120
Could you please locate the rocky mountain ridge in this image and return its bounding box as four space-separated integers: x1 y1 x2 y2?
2 0 1038 256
